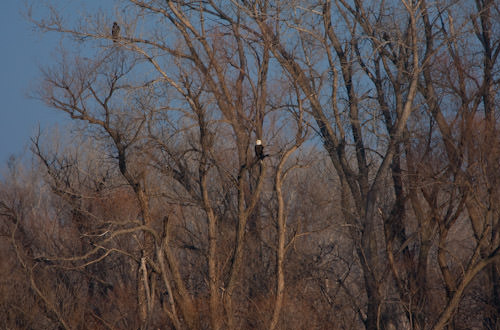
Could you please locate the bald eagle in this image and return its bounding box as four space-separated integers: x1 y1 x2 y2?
112 22 120 42
255 139 265 160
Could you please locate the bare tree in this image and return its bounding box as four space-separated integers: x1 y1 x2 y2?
1 0 496 329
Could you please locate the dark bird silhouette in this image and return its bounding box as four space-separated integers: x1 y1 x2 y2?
34 256 54 265
255 139 265 160
112 22 120 42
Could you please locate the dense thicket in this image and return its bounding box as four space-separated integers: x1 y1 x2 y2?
1 0 500 329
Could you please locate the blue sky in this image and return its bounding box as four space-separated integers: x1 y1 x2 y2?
0 0 117 166
0 1 63 164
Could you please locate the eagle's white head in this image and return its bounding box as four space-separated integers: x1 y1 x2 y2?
256 139 262 145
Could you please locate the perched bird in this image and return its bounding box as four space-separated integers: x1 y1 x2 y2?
255 139 265 160
112 22 120 42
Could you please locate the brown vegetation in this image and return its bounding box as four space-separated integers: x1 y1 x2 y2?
1 0 500 329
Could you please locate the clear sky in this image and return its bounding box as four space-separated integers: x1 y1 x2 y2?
0 0 63 164
0 0 116 166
